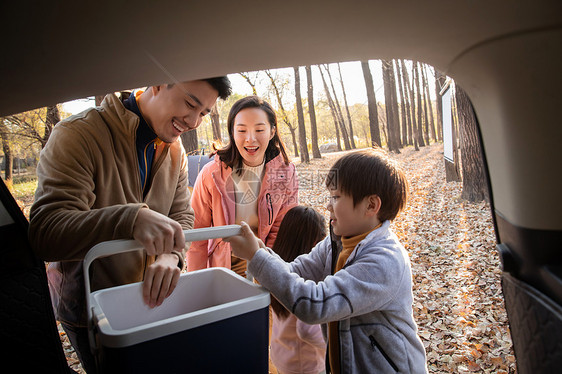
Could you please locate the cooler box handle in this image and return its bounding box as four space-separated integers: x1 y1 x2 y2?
83 225 241 352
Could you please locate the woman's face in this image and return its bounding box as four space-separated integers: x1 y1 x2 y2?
233 107 275 167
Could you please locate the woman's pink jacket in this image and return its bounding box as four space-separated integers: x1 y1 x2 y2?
187 153 298 271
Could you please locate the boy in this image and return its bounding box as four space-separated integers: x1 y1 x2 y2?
226 149 428 373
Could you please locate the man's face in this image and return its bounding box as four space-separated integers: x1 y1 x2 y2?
145 80 218 143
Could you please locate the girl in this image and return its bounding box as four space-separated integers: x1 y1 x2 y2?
187 96 298 277
269 206 327 374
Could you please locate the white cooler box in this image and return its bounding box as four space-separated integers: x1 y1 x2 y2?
83 225 270 374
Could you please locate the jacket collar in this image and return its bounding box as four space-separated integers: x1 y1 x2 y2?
363 220 391 242
100 92 141 136
330 220 391 271
122 91 158 146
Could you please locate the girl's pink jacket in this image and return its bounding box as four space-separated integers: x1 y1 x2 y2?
187 153 298 271
271 312 326 374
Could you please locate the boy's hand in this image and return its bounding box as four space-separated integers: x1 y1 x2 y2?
224 222 260 261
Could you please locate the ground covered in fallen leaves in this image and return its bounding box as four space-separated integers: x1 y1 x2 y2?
55 142 515 373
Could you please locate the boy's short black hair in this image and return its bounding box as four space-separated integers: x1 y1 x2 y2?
326 148 408 222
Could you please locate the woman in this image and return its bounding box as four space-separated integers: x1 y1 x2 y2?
187 96 298 277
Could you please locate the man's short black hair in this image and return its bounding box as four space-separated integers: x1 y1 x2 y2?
166 76 232 100
202 76 232 100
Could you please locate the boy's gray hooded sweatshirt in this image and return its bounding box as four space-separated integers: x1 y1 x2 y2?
248 220 428 373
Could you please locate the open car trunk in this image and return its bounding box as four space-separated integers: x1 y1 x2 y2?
0 178 70 372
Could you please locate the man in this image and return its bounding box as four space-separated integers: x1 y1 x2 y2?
29 77 232 372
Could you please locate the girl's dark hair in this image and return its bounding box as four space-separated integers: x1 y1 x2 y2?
270 206 326 319
213 96 289 171
325 148 408 222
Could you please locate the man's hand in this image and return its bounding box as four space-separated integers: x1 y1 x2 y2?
133 207 184 256
143 253 181 308
223 222 261 261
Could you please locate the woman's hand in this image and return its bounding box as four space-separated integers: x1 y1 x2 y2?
224 221 260 261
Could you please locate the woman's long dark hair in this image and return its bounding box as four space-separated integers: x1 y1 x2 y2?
271 206 327 319
213 96 289 172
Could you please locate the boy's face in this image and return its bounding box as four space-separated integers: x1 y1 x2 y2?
327 188 377 237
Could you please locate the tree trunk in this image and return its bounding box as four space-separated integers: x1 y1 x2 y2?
389 60 402 150
395 60 409 147
433 67 445 142
361 61 381 147
0 119 13 182
401 60 418 150
417 63 430 145
422 64 436 142
332 116 341 151
210 103 221 141
399 60 413 146
306 65 322 158
413 61 426 148
337 63 356 148
181 129 198 154
319 66 342 151
44 105 60 148
378 102 388 145
294 66 309 163
287 126 299 156
287 127 299 156
423 64 437 142
3 144 13 182
382 60 400 153
456 86 488 202
265 70 299 157
324 65 351 150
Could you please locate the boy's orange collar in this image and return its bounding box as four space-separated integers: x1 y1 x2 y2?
341 222 382 247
